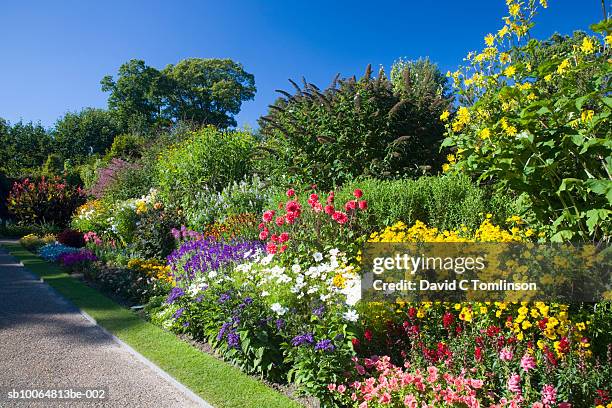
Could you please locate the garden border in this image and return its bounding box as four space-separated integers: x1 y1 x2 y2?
0 241 302 408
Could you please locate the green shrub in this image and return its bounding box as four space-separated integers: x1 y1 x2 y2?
107 133 145 160
332 174 516 232
156 126 257 228
258 63 451 189
442 6 611 241
131 206 181 260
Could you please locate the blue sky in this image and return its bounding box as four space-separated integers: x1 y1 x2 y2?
0 0 603 130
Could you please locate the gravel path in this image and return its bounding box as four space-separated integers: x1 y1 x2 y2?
0 245 208 408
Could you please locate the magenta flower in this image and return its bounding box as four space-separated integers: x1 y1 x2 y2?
520 353 537 371
507 373 521 394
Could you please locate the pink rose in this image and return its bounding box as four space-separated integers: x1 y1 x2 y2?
262 210 275 223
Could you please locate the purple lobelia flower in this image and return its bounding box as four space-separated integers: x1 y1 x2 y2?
218 292 231 304
312 305 325 317
167 238 264 284
166 287 185 304
173 308 185 319
314 339 335 352
291 333 314 347
227 331 240 349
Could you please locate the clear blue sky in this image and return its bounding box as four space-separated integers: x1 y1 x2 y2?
0 0 604 130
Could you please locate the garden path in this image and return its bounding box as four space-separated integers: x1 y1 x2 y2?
0 244 207 408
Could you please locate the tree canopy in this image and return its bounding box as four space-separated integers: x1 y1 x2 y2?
101 58 256 129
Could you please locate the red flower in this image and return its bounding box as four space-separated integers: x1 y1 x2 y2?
280 245 288 253
275 216 285 227
279 232 289 243
286 188 295 197
266 242 277 254
326 192 334 204
364 329 373 342
286 211 297 224
285 200 301 214
351 338 360 348
258 222 265 230
262 210 275 223
324 204 335 215
344 200 357 211
474 346 483 362
358 200 368 210
442 312 454 328
332 211 349 224
309 193 319 202
353 188 363 198
258 229 269 240
271 234 279 243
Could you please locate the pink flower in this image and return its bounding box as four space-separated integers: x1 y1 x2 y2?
285 211 297 224
324 205 335 215
532 403 544 408
404 394 417 408
541 384 557 407
332 211 349 224
313 202 323 213
279 232 289 243
358 200 368 210
286 188 295 197
470 379 484 389
262 210 275 223
285 200 301 213
326 192 334 204
520 354 537 372
258 230 269 240
309 193 319 202
270 234 279 243
327 384 336 392
499 347 513 362
507 373 521 394
354 188 363 198
275 216 285 227
558 403 571 408
345 200 357 211
337 384 346 394
379 392 391 404
266 242 277 254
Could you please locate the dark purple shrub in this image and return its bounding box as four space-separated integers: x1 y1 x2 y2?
57 228 85 248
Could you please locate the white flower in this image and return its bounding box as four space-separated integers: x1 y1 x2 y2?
342 309 360 322
260 254 274 266
329 248 340 257
313 252 323 262
291 264 301 273
261 291 269 297
208 271 218 279
271 303 288 315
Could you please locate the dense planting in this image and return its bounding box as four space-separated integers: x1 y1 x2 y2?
4 1 611 407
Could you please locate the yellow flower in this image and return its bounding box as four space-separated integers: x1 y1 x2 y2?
485 33 495 46
447 154 456 164
544 74 553 82
440 110 450 121
508 3 520 17
499 52 511 64
580 37 595 54
498 26 510 38
581 110 594 123
557 59 571 75
539 0 547 7
332 273 347 288
479 128 491 139
442 163 451 173
504 65 516 77
606 34 612 47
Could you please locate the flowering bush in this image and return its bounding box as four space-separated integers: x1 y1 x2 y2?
38 243 80 262
441 0 612 241
58 249 97 274
56 228 85 248
259 187 369 257
19 233 55 250
8 176 86 227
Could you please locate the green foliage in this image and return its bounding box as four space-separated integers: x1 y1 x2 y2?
42 154 64 176
443 8 611 241
101 58 256 129
0 120 53 176
107 133 146 160
156 126 257 229
131 207 182 260
296 174 514 232
99 162 156 205
53 108 122 163
258 64 451 189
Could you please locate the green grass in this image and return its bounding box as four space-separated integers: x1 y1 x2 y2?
2 242 301 408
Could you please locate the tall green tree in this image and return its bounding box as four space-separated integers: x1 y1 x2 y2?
0 120 53 176
101 58 255 129
53 108 122 163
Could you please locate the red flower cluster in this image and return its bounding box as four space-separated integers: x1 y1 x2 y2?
258 188 368 253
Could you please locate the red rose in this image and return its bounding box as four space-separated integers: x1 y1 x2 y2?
286 188 295 197
262 210 275 223
332 211 349 224
358 200 368 210
353 188 363 198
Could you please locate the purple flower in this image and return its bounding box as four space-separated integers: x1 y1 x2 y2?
58 249 97 266
173 308 185 319
166 287 185 304
312 305 325 317
167 238 264 284
244 297 253 305
227 331 240 349
218 292 231 304
217 322 231 341
315 339 335 352
291 333 314 347
275 319 284 330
